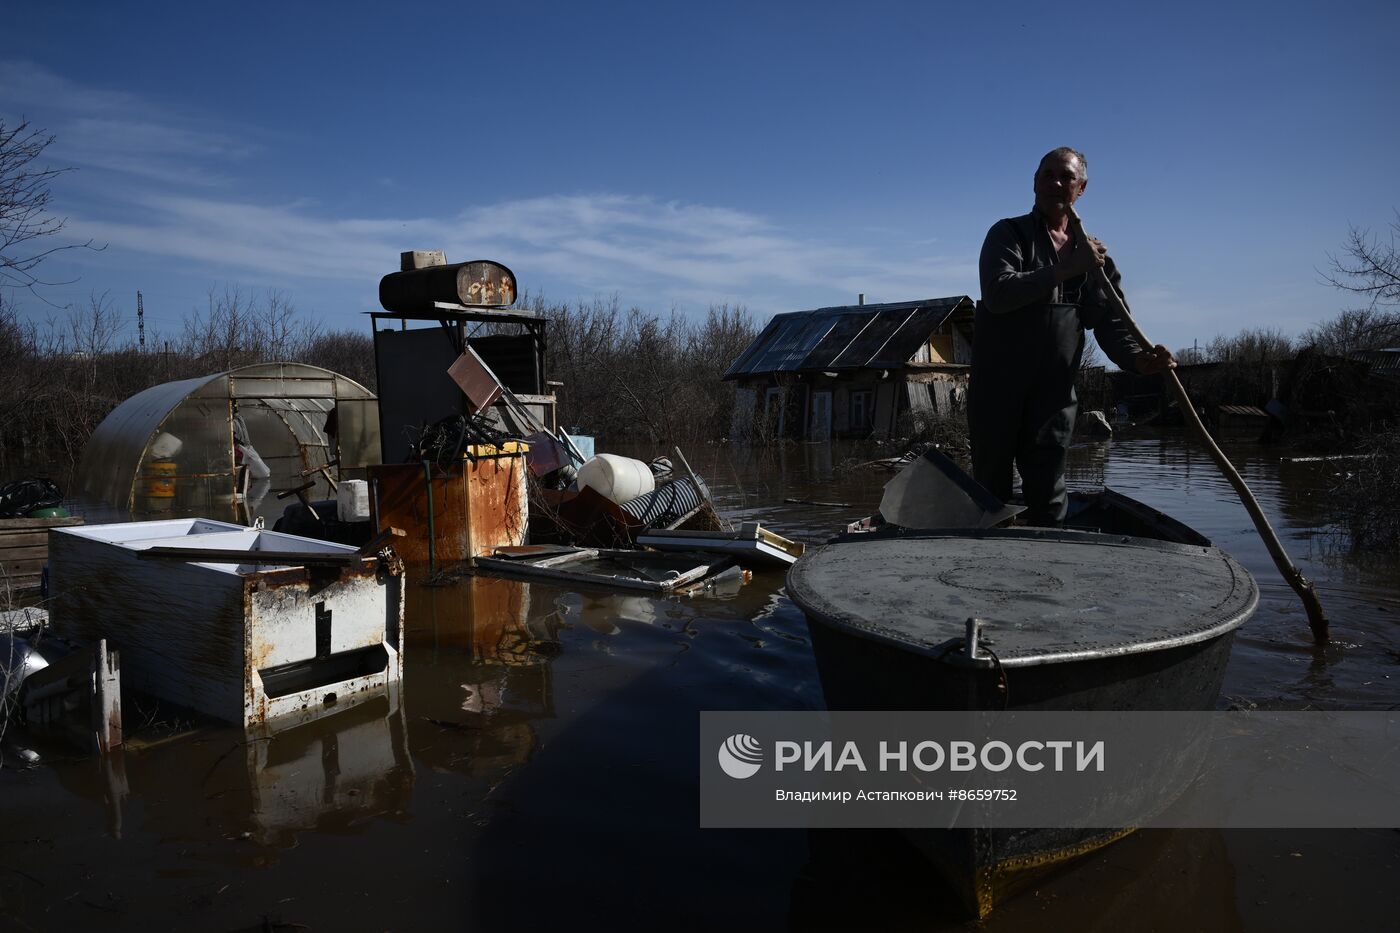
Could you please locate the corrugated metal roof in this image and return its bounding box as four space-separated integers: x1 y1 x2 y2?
1356 348 1400 376
723 297 971 379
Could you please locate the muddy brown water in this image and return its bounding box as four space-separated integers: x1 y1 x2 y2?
1 434 1397 931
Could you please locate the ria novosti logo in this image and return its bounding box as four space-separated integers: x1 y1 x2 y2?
718 734 764 779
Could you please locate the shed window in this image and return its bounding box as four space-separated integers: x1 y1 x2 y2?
850 390 872 430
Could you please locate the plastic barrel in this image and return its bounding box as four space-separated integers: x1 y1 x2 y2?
577 454 655 505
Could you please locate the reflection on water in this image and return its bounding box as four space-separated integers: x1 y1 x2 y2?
7 433 1400 931
48 691 417 853
246 691 413 847
1062 434 1400 709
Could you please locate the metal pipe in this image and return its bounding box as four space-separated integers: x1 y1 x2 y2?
964 617 982 659
422 461 437 576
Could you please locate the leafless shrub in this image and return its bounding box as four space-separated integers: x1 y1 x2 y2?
532 293 758 446
1301 307 1400 357
1327 425 1400 551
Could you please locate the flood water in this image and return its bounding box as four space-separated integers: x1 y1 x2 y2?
2 433 1398 931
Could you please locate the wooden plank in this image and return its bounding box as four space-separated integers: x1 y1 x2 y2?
474 550 727 594
490 544 584 561
0 544 51 561
355 525 407 556
0 517 84 530
474 554 671 592
637 527 760 541
638 533 800 568
92 640 122 754
638 521 804 563
530 549 600 568
755 525 805 556
0 559 46 574
0 531 55 547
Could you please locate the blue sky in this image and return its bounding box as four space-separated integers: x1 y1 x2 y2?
3 0 1396 358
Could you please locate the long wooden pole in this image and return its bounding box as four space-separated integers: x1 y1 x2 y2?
1068 207 1328 642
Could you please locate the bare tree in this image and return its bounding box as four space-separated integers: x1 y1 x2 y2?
1301 306 1400 357
1174 345 1206 365
66 290 124 357
1206 327 1295 364
256 289 320 361
36 293 129 463
1323 211 1400 309
304 330 375 390
178 286 319 369
0 120 91 291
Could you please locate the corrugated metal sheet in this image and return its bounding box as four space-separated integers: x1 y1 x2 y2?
1357 348 1400 379
748 314 832 373
828 306 917 369
1218 405 1268 417
797 311 878 370
868 303 961 368
722 314 792 378
724 297 971 378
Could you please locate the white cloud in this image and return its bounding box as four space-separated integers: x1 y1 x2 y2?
7 61 978 317
0 60 142 117
0 61 261 186
64 189 977 315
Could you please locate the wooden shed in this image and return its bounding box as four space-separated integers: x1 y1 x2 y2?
723 297 975 441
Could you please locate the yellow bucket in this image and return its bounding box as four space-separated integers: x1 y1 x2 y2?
142 459 178 509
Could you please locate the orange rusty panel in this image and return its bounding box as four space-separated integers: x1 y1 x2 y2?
465 446 528 557
370 445 527 565
370 463 470 564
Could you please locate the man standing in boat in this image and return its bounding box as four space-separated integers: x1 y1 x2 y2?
970 147 1175 526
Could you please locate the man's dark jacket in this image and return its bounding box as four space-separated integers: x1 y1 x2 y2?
969 206 1143 524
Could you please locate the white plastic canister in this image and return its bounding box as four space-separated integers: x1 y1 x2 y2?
337 479 371 521
576 454 655 505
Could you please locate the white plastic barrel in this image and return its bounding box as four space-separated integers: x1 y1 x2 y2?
337 479 371 521
577 454 655 505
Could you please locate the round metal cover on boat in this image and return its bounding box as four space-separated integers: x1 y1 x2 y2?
787 530 1259 667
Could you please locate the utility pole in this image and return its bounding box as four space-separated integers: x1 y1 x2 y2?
137 291 146 350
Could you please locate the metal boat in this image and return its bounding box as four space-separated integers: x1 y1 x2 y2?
786 461 1259 917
